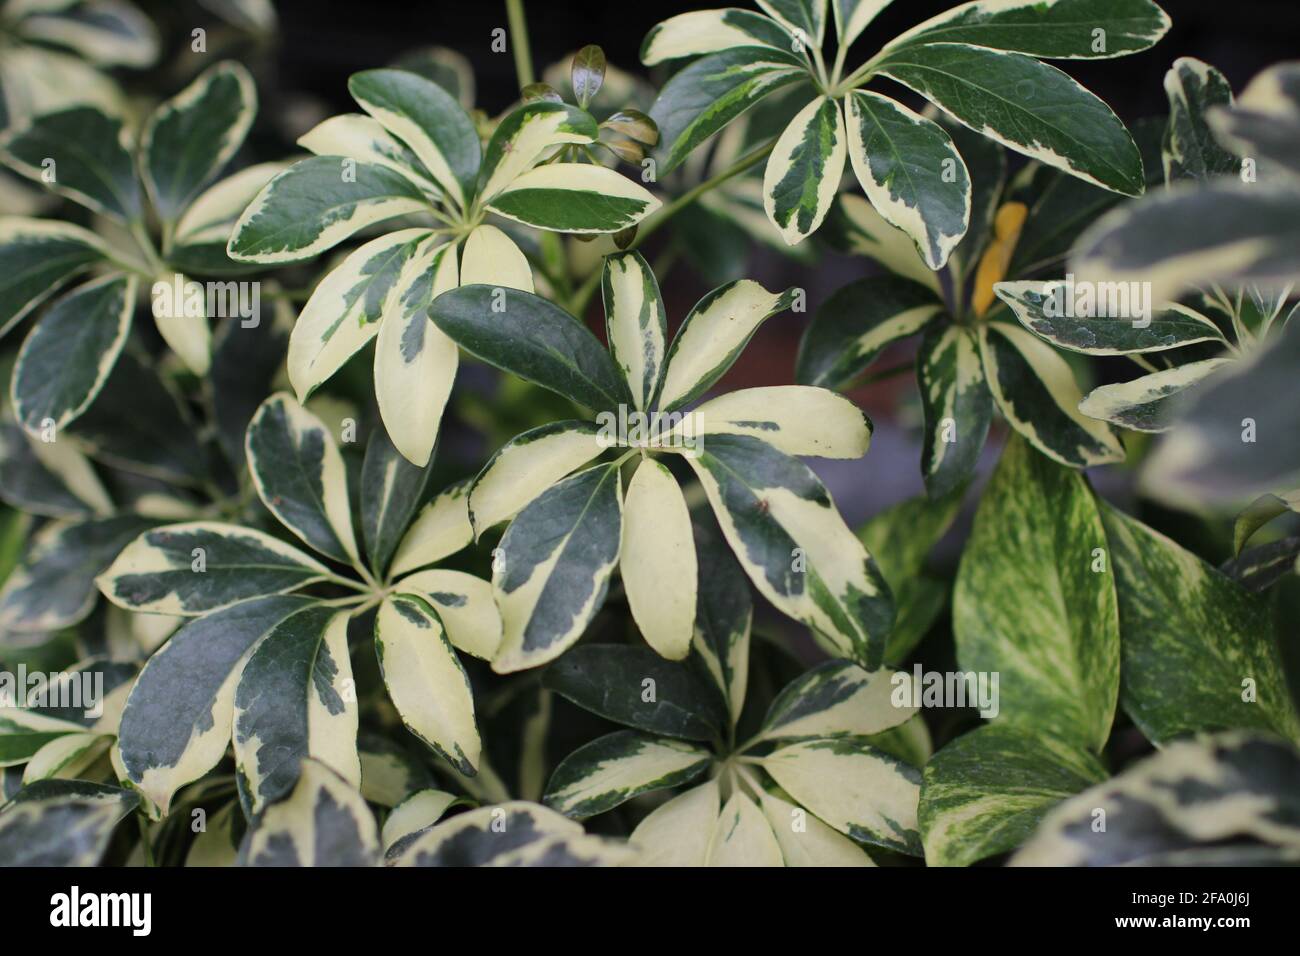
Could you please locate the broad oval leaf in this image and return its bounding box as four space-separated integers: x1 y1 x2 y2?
348 68 481 209
239 758 380 866
397 568 502 661
297 114 441 194
621 459 697 660
708 791 783 866
478 101 598 202
97 522 330 616
693 385 872 459
389 480 473 577
687 434 893 667
1101 504 1300 744
918 324 992 499
629 779 719 866
602 250 667 412
141 60 256 222
657 280 796 411
0 106 142 220
360 424 434 579
485 163 660 235
374 593 480 774
953 435 1119 751
246 393 359 565
1163 56 1238 183
763 96 847 245
0 779 138 866
287 228 430 400
641 9 796 64
760 660 916 744
228 156 428 264
544 730 712 819
886 0 1170 60
468 421 607 535
1078 357 1231 433
430 285 631 413
845 90 970 270
492 464 624 674
233 605 360 813
116 595 313 813
12 274 135 436
919 723 1107 867
0 217 107 339
542 644 725 741
877 43 1145 196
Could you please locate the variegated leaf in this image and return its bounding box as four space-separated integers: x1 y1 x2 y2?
649 48 808 174
1013 732 1300 866
348 68 480 209
832 0 895 48
12 274 134 436
287 228 430 400
757 0 826 48
468 422 607 535
542 644 725 741
885 0 1170 60
0 779 138 866
459 223 532 291
1163 57 1238 182
97 522 330 616
691 519 752 728
954 435 1119 750
602 251 666 412
995 280 1226 354
381 788 460 853
544 730 711 819
1208 62 1300 179
246 393 359 564
979 320 1125 468
141 60 256 222
478 101 598 202
763 96 846 244
760 736 922 854
0 217 107 339
167 162 287 276
0 708 86 768
17 0 158 67
389 800 636 866
1101 504 1300 744
0 106 142 220
877 43 1144 195
658 280 796 411
919 723 1108 867
707 791 783 866
845 90 970 269
690 386 872 459
227 156 427 264
629 779 719 866
1234 489 1300 556
116 595 313 813
389 480 473 577
239 758 380 866
759 660 916 744
374 594 480 774
0 419 111 519
297 114 440 194
1078 358 1231 433
485 163 660 234
396 569 502 661
492 464 623 674
687 434 893 667
374 237 460 466
0 514 152 632
918 324 992 499
621 459 696 660
759 788 875 866
641 9 796 64
233 605 360 813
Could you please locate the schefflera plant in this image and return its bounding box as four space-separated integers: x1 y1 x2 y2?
540 531 923 864
0 60 271 436
95 394 501 815
998 58 1296 437
430 251 891 673
227 64 660 466
797 113 1161 496
643 0 1167 257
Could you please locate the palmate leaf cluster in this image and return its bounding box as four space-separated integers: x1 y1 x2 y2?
1 0 1299 870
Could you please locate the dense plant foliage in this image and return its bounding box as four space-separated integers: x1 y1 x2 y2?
1 0 1298 869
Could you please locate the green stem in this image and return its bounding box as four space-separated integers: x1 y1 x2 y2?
136 813 156 867
567 139 777 317
505 0 534 90
129 220 166 277
830 39 850 89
